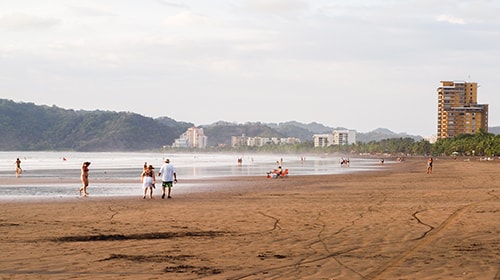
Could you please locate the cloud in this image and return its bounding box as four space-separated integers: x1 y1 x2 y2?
162 11 209 27
436 14 466 25
0 13 60 30
242 0 307 13
156 0 189 9
68 5 116 17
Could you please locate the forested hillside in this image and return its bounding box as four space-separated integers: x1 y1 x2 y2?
0 99 192 151
3 99 496 153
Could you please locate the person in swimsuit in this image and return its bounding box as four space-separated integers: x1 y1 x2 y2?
141 164 156 199
15 158 22 178
79 162 91 196
427 157 433 174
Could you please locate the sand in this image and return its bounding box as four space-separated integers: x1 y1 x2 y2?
0 157 499 279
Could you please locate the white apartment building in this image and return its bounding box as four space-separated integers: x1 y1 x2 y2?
334 130 356 145
248 137 273 147
172 127 207 149
231 134 248 148
313 130 356 147
231 134 301 148
313 134 331 148
172 136 189 148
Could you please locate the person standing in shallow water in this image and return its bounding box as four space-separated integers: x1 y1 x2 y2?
15 158 22 178
79 162 91 196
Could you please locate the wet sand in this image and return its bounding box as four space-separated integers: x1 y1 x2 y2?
0 157 499 279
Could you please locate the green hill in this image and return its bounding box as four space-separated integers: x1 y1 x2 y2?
0 99 192 151
6 99 481 151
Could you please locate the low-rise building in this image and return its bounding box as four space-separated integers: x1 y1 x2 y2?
231 134 247 148
313 134 331 147
313 130 356 147
232 134 301 147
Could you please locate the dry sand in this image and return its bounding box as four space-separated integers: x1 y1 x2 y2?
0 157 499 280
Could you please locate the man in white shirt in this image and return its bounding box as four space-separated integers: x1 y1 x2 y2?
158 158 177 199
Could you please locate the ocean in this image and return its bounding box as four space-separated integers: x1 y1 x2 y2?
0 151 384 200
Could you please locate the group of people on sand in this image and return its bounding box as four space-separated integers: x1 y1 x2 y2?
140 159 177 200
340 157 350 167
267 158 286 178
76 158 177 199
268 165 283 177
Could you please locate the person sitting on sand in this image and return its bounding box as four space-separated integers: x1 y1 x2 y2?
268 166 282 178
276 166 282 175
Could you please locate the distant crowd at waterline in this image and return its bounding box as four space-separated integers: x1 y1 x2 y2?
9 154 431 199
12 156 302 199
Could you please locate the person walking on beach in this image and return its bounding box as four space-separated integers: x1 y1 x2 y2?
427 157 433 174
79 162 91 196
158 158 177 199
141 164 156 199
15 158 22 177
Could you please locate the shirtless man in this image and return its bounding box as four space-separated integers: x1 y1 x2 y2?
79 162 91 196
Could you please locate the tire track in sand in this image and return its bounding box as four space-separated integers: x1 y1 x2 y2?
366 192 498 280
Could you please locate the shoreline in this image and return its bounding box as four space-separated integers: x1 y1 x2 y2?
0 157 499 279
0 157 391 201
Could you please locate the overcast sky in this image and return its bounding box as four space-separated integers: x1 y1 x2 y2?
1 0 499 137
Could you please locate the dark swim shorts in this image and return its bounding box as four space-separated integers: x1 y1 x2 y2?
162 181 173 188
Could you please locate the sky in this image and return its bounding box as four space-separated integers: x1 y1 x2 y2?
1 0 499 137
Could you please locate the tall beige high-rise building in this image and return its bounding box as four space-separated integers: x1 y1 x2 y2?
437 81 488 139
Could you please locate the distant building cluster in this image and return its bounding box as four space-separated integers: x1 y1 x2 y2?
231 134 301 148
172 127 207 149
312 130 356 147
437 81 489 139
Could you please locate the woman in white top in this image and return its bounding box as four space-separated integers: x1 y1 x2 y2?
141 164 156 199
